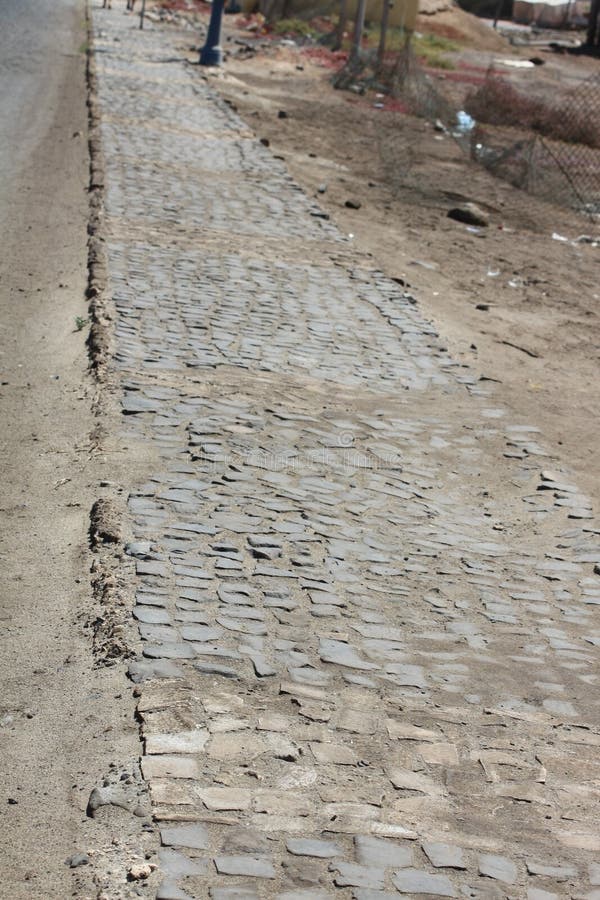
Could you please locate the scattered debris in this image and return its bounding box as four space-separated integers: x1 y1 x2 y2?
498 339 540 357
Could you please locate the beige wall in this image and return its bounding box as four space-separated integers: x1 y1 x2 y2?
354 0 418 30
246 0 419 32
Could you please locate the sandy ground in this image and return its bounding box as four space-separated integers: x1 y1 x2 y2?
0 1 153 896
206 32 600 507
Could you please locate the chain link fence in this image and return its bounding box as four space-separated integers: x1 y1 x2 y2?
380 43 600 219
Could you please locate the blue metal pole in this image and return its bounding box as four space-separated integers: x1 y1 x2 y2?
200 0 225 66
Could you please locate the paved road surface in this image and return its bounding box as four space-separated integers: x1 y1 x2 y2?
0 0 82 189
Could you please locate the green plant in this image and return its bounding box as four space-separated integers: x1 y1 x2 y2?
75 316 89 332
412 32 458 69
363 24 410 53
272 18 316 38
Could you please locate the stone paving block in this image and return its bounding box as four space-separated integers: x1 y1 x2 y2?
526 860 577 880
141 755 200 779
478 853 518 884
353 893 403 900
156 880 195 900
145 730 209 755
213 856 277 878
209 888 260 900
354 835 414 868
286 838 342 858
310 742 359 765
158 848 208 878
160 823 209 850
198 788 253 811
392 867 457 896
421 841 466 870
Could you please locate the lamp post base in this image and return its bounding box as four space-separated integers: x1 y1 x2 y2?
199 0 225 67
199 44 222 66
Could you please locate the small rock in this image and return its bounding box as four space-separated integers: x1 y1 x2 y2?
277 110 288 118
87 783 136 817
447 203 489 227
66 852 90 868
345 199 362 210
260 137 270 147
128 863 152 881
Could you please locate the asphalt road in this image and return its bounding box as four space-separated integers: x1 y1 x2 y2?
0 0 83 189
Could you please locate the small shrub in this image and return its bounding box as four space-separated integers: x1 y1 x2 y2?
465 76 600 149
412 33 458 70
272 18 316 38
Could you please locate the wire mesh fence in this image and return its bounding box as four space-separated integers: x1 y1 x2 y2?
378 43 600 219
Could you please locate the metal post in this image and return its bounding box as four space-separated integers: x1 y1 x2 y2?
377 0 391 69
587 0 600 46
349 0 367 67
332 0 348 51
139 0 146 30
200 0 226 66
492 0 503 29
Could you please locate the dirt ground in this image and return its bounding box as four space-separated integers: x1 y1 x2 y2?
0 1 156 896
197 20 600 507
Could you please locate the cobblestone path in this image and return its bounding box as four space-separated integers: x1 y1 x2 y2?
91 9 600 899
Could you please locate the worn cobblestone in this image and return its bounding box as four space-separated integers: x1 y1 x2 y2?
91 9 600 899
